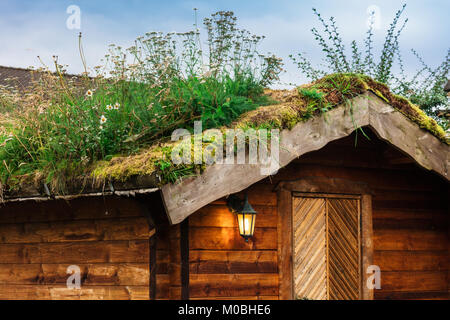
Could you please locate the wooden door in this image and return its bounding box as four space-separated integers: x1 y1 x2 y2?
292 194 361 300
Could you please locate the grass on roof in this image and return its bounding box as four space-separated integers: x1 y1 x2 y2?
0 72 447 196
92 73 448 186
1 10 446 197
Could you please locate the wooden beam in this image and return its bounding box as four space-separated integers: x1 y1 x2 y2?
135 197 159 300
277 188 293 300
149 234 157 300
361 194 374 300
181 219 189 300
368 92 449 179
3 187 159 204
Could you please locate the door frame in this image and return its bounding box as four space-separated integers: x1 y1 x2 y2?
276 177 374 300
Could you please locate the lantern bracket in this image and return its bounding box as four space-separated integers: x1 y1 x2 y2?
226 194 245 213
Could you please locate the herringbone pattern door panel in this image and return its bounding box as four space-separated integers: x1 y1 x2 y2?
292 195 361 300
292 197 327 300
328 198 360 300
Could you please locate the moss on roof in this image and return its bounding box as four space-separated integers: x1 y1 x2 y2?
1 73 447 196
87 73 447 187
236 73 447 141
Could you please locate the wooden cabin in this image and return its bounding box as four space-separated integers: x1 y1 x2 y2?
0 93 448 300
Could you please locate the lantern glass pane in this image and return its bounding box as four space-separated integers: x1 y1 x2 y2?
237 213 256 238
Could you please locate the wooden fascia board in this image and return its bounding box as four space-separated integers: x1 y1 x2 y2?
161 93 449 225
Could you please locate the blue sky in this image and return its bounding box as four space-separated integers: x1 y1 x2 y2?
0 0 448 86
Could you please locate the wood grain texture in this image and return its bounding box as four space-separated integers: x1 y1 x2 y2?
189 274 278 298
327 198 360 300
373 230 448 251
361 195 374 300
0 263 149 286
0 240 149 264
0 284 149 300
168 224 181 300
189 205 277 228
292 197 327 300
374 251 447 271
0 218 151 244
379 271 448 292
277 189 292 300
190 251 277 274
0 197 155 300
189 227 277 250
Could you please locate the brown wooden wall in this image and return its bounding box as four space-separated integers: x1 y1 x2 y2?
0 196 153 300
186 129 449 300
0 129 448 300
188 189 279 300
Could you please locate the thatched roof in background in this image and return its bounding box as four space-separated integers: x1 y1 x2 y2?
0 66 38 90
0 65 85 90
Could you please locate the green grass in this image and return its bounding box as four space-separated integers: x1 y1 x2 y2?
0 11 285 193
0 74 274 192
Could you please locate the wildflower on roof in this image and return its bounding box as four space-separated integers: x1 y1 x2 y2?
85 89 94 98
100 115 107 124
114 102 120 110
106 104 113 111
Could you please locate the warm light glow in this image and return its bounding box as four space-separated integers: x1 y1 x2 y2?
237 212 256 239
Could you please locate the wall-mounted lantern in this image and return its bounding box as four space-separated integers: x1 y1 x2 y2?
227 194 257 242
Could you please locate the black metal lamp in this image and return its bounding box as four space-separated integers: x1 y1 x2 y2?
227 194 257 242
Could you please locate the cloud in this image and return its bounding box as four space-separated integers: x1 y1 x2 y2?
0 0 447 87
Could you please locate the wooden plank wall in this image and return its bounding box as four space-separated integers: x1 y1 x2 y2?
0 196 153 300
0 129 447 300
188 185 279 300
187 129 449 300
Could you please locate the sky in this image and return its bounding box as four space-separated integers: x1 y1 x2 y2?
0 0 448 86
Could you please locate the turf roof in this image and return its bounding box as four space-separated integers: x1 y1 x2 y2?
1 73 448 198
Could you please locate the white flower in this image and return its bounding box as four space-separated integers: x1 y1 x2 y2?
106 104 113 111
114 102 120 110
100 115 107 124
99 125 104 130
85 89 94 98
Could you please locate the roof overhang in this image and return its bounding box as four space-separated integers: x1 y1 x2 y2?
2 93 448 225
161 92 449 224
